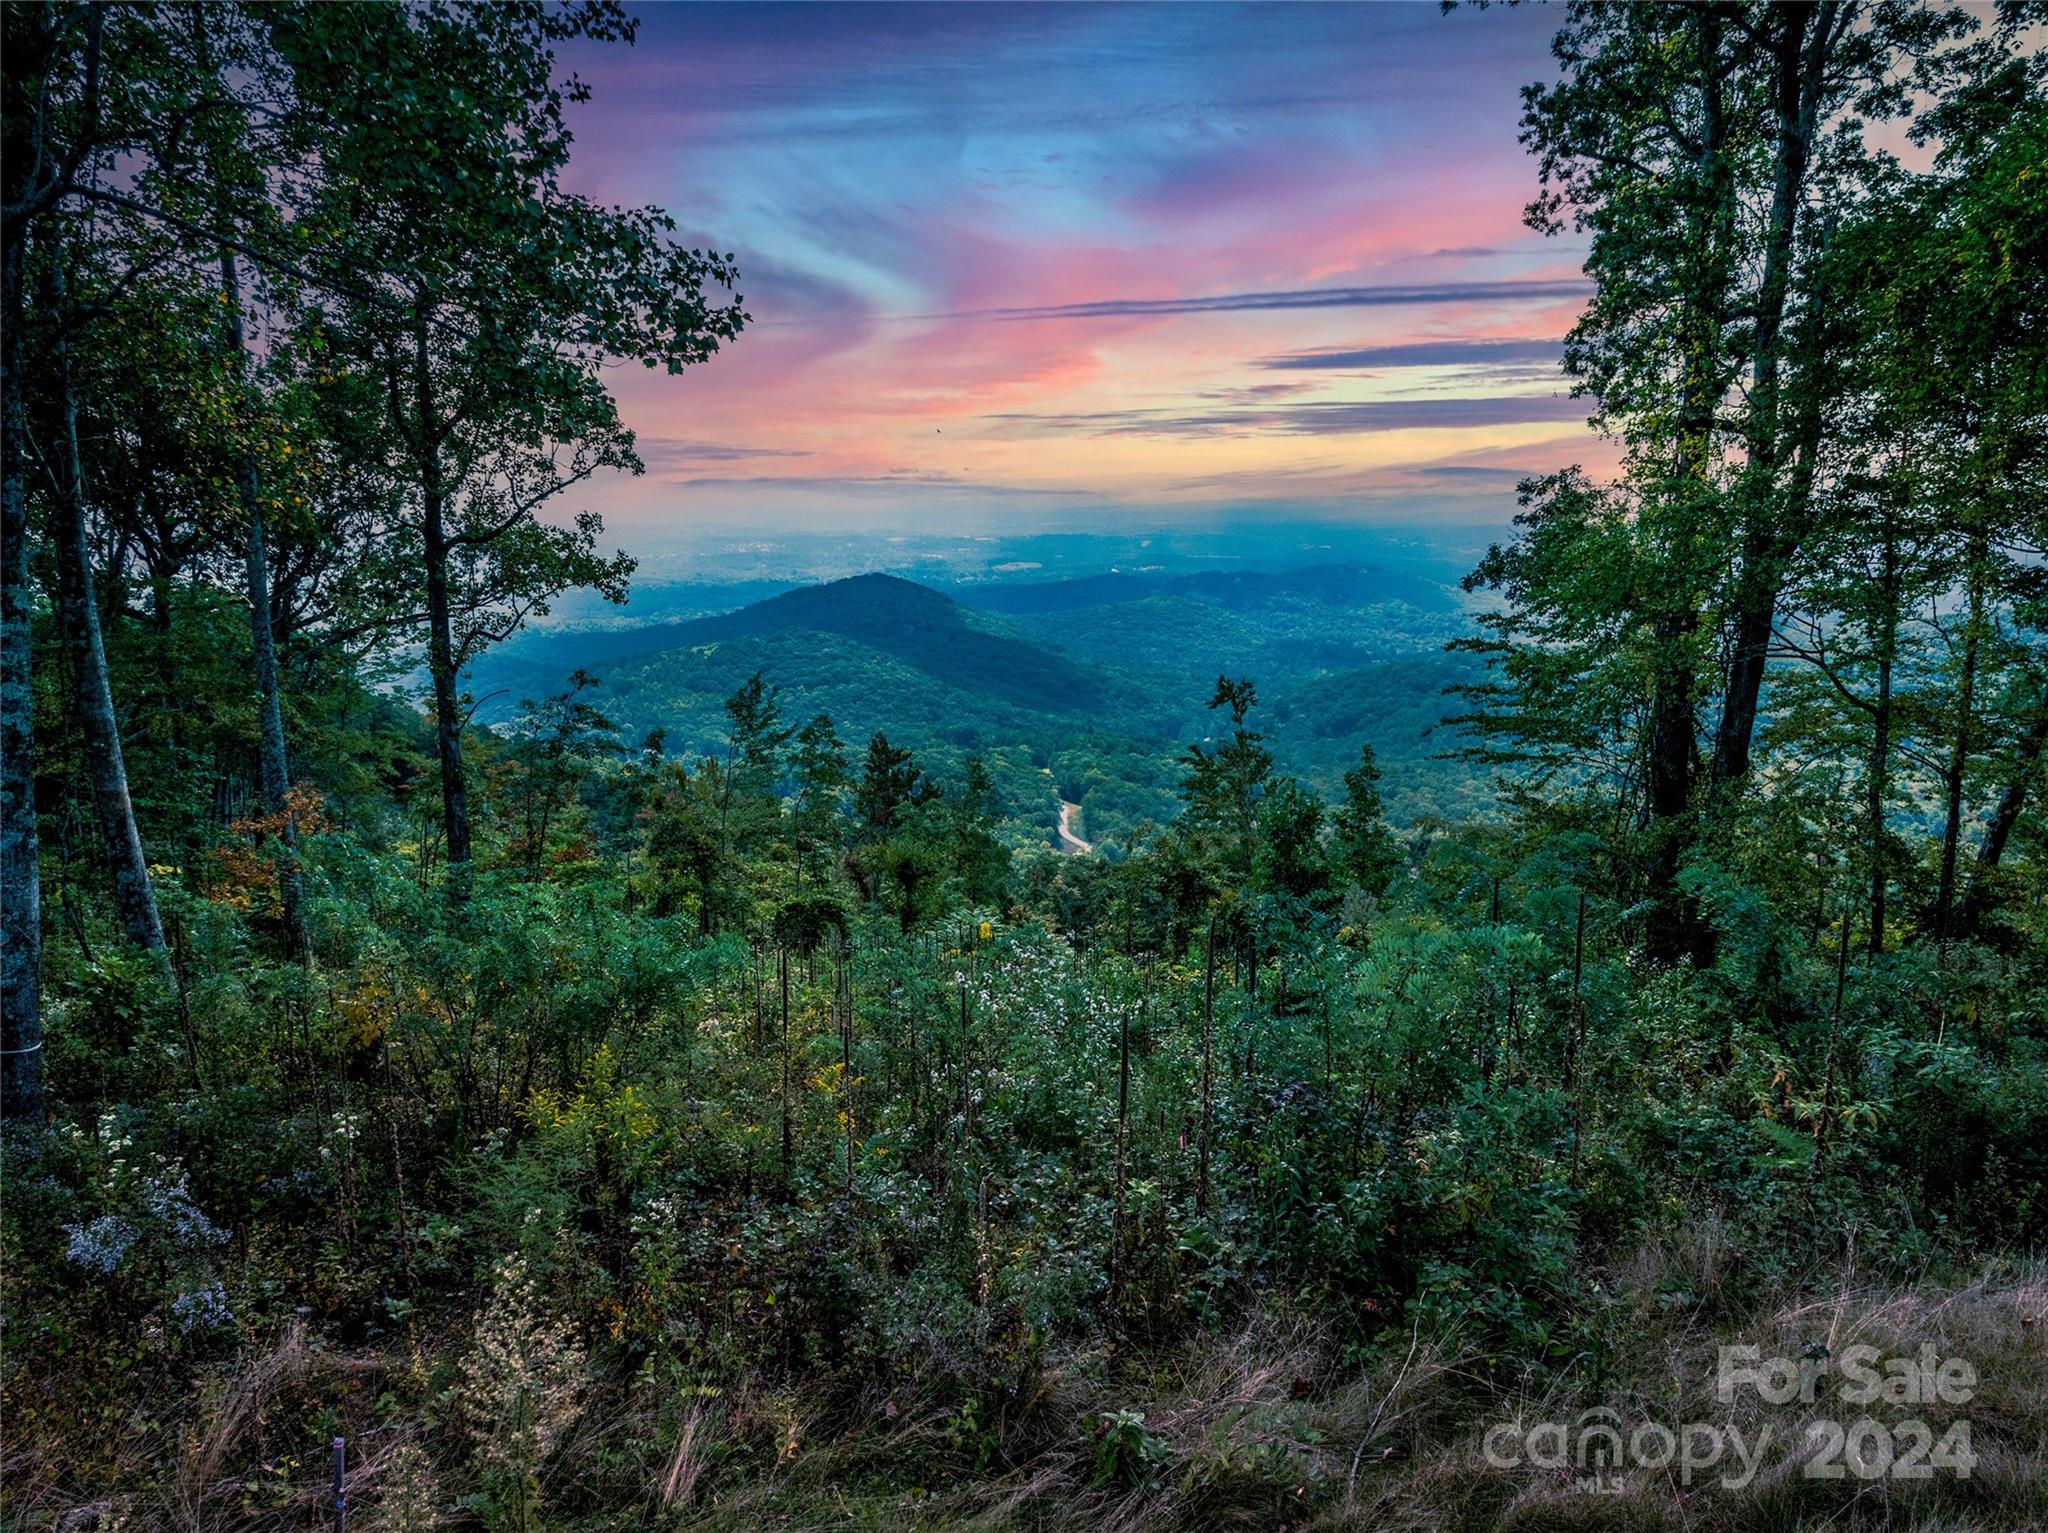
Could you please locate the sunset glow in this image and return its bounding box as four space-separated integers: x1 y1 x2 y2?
559 2 1609 534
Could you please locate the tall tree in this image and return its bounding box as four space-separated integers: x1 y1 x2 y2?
278 0 745 879
1520 2 1748 957
1332 743 1401 897
720 670 790 855
2 1 122 1117
42 240 169 965
1180 675 1272 886
853 731 931 842
789 713 849 893
1475 0 1992 961
187 3 312 955
948 756 1009 908
0 2 81 1117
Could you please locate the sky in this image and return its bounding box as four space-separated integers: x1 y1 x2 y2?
556 2 1610 543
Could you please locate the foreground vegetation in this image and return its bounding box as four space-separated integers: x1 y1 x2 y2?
3 3 2045 1531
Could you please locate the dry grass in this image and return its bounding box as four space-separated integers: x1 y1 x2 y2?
11 1242 2045 1533
171 1323 315 1530
656 1399 717 1511
1321 1255 2048 1533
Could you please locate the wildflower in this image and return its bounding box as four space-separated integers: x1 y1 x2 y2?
142 1171 230 1248
171 1283 234 1334
64 1215 138 1274
379 1441 440 1532
459 1257 585 1528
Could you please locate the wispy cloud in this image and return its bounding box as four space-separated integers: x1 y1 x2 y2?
930 279 1591 324
674 470 1090 498
1196 380 1325 405
1259 337 1564 370
986 394 1588 439
557 3 1595 528
636 436 813 472
1410 463 1535 478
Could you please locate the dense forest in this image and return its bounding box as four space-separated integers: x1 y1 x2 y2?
2 4 2045 1531
464 565 1493 850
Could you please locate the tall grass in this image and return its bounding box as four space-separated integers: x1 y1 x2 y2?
10 1236 2042 1532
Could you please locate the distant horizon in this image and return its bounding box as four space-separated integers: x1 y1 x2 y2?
549 2 1612 550
519 515 1504 622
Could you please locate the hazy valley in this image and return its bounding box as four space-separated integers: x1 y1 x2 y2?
471 548 1491 853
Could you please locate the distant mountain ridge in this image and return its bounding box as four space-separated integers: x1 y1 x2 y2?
954 561 1458 616
468 566 1485 841
655 573 1106 714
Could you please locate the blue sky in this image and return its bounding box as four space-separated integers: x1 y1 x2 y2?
554 3 1605 540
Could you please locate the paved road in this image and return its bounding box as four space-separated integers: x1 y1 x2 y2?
1057 800 1092 854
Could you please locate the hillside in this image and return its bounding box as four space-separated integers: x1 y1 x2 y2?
478 568 1485 850
666 574 1110 715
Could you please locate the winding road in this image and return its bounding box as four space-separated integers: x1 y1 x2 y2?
1057 800 1092 855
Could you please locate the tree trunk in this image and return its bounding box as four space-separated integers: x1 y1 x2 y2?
219 246 310 958
1109 997 1130 1323
1962 686 2048 929
0 222 40 1121
778 947 792 1179
1810 899 1853 1185
1867 658 1893 957
1974 704 2039 871
1710 5 1835 793
1867 533 1898 955
1643 613 1698 966
1714 572 1777 788
1934 548 1986 945
1973 708 2047 875
414 322 470 875
47 254 169 964
149 548 175 632
1196 916 1215 1215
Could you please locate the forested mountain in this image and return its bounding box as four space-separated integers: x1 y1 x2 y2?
2 5 2045 1533
472 567 1487 848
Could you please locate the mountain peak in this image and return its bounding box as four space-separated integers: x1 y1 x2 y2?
727 572 959 635
806 570 958 611
825 571 949 597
